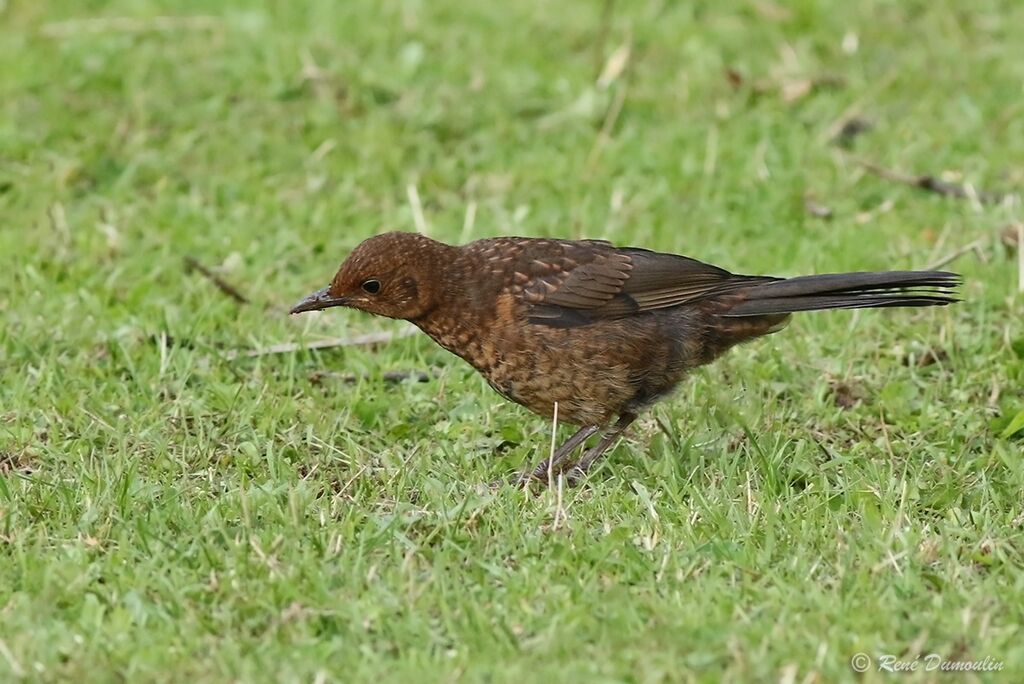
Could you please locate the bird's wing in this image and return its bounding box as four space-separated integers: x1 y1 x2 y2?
522 244 777 325
519 243 633 310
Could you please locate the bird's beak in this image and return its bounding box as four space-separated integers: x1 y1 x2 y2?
289 286 348 314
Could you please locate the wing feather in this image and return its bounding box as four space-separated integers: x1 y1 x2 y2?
516 243 776 326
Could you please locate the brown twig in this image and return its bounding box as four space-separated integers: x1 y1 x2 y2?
183 256 250 304
922 237 988 271
853 158 1010 204
725 69 845 103
228 327 417 359
309 369 434 385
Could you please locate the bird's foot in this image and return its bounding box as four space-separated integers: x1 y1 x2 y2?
489 470 542 490
564 466 587 487
495 469 578 490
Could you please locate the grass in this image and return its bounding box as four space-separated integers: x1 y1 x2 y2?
1 0 1023 681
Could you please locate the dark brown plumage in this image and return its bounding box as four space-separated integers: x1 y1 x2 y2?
291 232 960 483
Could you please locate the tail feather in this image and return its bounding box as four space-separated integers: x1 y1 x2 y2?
722 271 961 317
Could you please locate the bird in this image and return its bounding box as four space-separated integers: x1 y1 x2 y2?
291 231 960 484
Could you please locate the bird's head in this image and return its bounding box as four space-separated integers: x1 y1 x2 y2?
290 232 453 321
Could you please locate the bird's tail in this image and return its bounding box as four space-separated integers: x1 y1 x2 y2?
721 271 961 317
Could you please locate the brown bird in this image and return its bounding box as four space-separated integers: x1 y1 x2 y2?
291 232 959 483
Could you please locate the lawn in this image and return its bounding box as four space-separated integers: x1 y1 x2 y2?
2 0 1023 681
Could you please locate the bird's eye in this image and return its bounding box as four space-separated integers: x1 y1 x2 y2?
361 279 381 294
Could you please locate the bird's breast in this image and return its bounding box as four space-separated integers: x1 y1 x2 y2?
416 294 646 425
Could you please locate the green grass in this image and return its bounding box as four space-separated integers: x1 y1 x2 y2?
2 0 1023 681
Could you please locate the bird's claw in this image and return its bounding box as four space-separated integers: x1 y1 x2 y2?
564 466 587 487
488 471 541 490
494 468 590 489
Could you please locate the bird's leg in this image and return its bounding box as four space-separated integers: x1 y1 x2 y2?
518 424 601 483
567 413 637 483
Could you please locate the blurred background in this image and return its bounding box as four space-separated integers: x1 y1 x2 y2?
4 1 1021 323
1 1 1022 681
